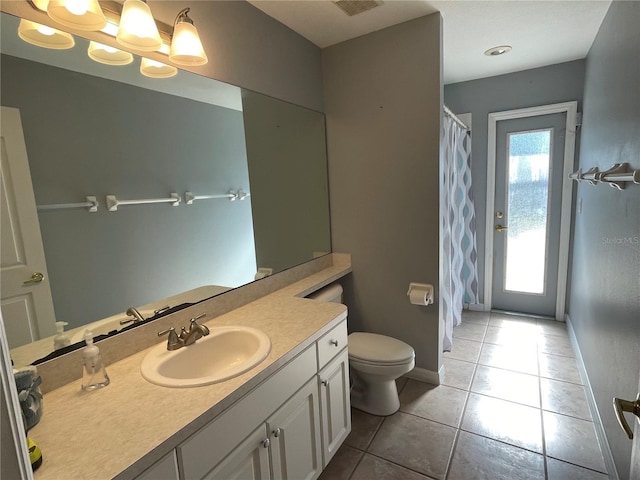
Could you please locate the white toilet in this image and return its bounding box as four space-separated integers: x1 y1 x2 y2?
308 283 415 416
348 332 415 416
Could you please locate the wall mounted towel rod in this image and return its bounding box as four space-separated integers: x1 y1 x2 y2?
569 163 639 190
37 196 98 212
106 193 181 211
185 189 250 204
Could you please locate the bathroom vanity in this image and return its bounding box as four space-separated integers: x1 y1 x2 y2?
25 256 352 480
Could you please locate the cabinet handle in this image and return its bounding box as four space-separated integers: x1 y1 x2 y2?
272 428 281 438
330 339 339 347
262 438 270 448
321 380 328 386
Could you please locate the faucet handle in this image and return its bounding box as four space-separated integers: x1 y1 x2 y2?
158 327 182 350
189 313 209 335
153 305 171 316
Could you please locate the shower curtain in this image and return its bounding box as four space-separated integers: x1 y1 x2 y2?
441 113 479 352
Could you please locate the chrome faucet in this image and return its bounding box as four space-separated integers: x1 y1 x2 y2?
158 313 209 351
120 307 146 325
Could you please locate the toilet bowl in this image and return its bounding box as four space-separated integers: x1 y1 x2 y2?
348 332 415 416
307 283 415 417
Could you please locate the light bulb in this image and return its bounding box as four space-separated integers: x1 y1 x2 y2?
65 0 89 16
36 24 56 36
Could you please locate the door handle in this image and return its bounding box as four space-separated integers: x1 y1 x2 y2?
23 272 44 285
613 395 640 439
495 225 508 233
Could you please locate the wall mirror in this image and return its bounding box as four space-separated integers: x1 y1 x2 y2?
0 11 331 367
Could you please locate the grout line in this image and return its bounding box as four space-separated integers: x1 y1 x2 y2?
345 449 366 480
361 451 442 480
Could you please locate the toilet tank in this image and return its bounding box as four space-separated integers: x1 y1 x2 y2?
307 283 343 303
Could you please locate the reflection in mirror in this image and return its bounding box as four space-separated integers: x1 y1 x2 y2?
0 12 331 366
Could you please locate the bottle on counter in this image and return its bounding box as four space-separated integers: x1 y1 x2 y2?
81 330 110 391
53 321 70 350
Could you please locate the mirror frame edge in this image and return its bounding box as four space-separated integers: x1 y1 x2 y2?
0 312 34 479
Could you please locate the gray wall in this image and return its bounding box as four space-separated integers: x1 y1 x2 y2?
568 2 640 477
242 92 331 274
148 1 324 112
1 54 256 331
444 60 586 303
323 14 443 372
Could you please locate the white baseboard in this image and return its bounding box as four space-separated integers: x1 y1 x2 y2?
566 315 619 480
405 366 440 386
463 303 487 312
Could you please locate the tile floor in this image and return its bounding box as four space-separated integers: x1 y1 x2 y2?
320 311 609 480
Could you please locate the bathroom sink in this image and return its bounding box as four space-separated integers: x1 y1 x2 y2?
140 326 271 388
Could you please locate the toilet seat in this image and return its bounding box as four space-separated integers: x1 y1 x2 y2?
348 332 415 364
349 356 414 367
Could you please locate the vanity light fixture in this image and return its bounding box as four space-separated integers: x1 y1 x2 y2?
484 45 512 57
18 19 75 49
116 0 162 52
140 57 178 78
169 8 208 66
88 41 134 65
47 0 107 31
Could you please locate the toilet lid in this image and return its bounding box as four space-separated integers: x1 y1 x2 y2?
348 332 414 364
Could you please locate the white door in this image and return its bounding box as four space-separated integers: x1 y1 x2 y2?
1 107 56 348
491 113 566 317
613 370 640 479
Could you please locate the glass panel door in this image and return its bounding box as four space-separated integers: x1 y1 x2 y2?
504 129 551 294
492 113 566 317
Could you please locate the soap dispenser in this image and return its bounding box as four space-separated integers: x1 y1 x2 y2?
53 321 70 350
81 330 110 391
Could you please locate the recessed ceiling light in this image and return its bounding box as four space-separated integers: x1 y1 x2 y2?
484 45 512 57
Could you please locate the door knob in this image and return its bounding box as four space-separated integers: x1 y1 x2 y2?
495 225 508 233
23 272 44 285
613 395 640 439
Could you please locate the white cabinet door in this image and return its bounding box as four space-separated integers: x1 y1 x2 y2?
203 424 270 480
319 349 351 467
268 377 322 480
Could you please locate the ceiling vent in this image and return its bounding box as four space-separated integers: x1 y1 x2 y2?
333 1 383 17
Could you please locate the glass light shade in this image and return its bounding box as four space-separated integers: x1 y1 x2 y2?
140 58 177 78
169 21 208 66
88 41 134 65
18 19 75 49
47 0 106 31
116 0 162 52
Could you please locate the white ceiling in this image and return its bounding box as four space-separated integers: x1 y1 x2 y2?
247 0 612 84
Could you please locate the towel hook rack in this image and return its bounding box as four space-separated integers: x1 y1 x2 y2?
106 193 181 211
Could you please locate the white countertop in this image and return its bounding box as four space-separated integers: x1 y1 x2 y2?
30 262 350 480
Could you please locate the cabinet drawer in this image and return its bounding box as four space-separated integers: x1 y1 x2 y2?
178 344 316 479
317 320 348 370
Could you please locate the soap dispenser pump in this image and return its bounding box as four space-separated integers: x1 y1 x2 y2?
53 321 70 350
81 330 110 391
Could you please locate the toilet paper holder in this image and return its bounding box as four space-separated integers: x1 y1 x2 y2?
407 282 434 306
